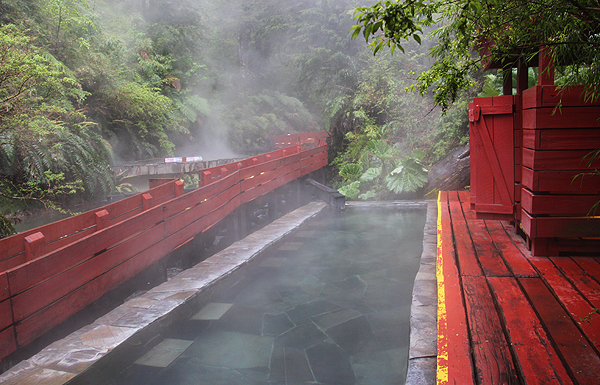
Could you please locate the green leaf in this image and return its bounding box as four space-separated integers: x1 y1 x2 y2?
360 167 382 182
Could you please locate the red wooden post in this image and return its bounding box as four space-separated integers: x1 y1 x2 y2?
516 60 529 95
174 180 184 197
200 170 211 187
95 209 110 231
220 167 228 177
142 193 153 210
24 232 45 261
538 46 554 86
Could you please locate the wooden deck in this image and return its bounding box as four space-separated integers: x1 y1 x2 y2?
437 190 600 384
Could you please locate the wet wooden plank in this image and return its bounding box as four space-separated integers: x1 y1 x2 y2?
529 257 600 351
486 220 538 277
437 192 476 385
487 276 574 384
572 257 600 281
550 257 600 308
448 192 483 276
462 276 518 384
520 277 600 385
460 201 511 277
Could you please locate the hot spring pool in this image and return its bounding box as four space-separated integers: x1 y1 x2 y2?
74 206 427 385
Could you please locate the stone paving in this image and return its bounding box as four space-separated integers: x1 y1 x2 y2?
0 200 438 385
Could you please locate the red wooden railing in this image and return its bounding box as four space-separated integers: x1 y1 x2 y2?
268 130 328 149
0 134 328 361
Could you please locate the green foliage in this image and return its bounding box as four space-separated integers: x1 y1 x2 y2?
0 213 16 239
102 81 176 159
352 0 600 109
335 137 428 200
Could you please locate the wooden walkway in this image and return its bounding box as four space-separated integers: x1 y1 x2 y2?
437 190 600 385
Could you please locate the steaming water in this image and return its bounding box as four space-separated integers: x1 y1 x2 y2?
87 208 426 385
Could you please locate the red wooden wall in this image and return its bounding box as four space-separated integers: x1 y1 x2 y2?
0 135 328 361
520 85 600 255
470 84 600 256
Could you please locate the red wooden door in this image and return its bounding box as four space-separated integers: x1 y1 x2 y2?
469 96 515 220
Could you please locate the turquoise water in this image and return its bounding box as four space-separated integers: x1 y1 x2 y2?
79 208 426 385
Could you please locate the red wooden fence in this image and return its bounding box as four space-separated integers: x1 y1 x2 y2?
268 130 328 148
0 136 328 361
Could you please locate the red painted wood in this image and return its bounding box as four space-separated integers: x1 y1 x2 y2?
0 299 13 331
1 136 330 359
487 276 574 384
164 184 240 237
550 257 600 309
538 46 555 86
470 96 515 217
462 276 518 384
460 201 511 277
10 224 165 322
522 85 600 110
469 101 477 208
523 128 600 150
164 174 240 220
0 327 16 360
448 196 483 276
149 178 178 189
522 106 600 129
438 192 476 385
545 238 600 256
520 277 600 385
522 148 600 171
485 221 538 278
521 167 600 193
24 232 46 262
0 180 179 266
0 273 9 302
95 210 110 231
521 210 600 238
521 188 600 216
7 205 165 296
529 257 600 352
572 257 600 282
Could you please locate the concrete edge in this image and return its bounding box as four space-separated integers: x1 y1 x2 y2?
405 200 438 385
0 202 328 385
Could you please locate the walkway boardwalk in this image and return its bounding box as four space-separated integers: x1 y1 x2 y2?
437 190 600 385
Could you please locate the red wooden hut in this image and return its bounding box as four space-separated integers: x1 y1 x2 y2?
469 48 600 256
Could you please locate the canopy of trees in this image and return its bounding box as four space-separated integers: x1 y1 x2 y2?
352 0 600 109
1 0 479 237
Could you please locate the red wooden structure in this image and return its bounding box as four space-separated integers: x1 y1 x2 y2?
0 133 328 362
469 50 600 256
267 130 328 149
438 191 600 384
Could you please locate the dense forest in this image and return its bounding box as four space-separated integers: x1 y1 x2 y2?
0 0 479 237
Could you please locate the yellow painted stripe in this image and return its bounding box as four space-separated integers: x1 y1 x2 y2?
436 191 448 384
